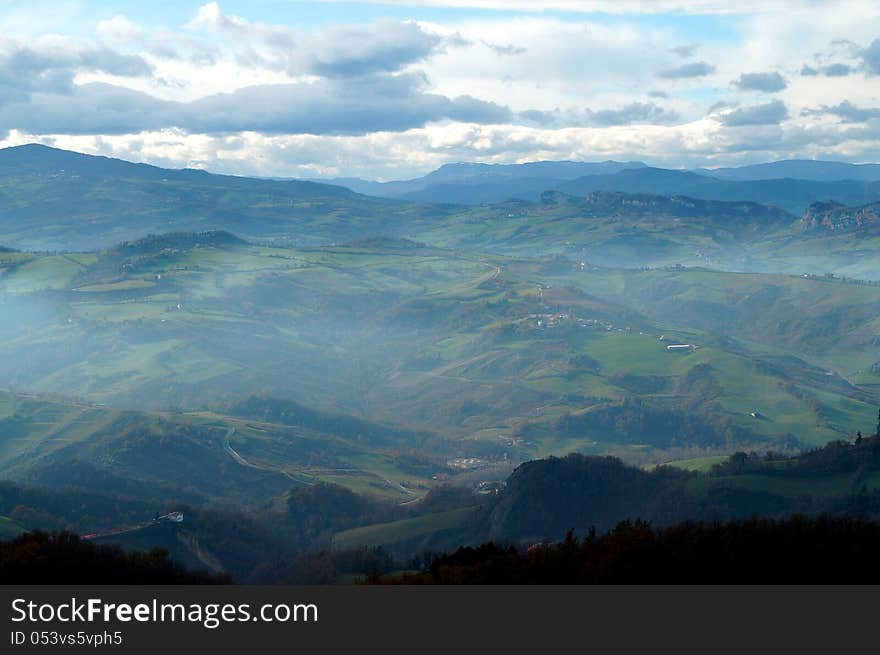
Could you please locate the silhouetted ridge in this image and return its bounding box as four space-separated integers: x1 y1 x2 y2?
115 231 247 253
378 516 880 584
0 530 228 584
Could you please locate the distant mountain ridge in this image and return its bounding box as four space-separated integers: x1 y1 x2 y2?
555 168 880 214
323 160 648 201
3 143 880 270
698 159 880 182
318 157 880 211
0 143 417 251
0 143 212 181
0 143 355 195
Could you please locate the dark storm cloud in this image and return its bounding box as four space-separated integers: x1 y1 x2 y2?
733 72 787 92
0 83 169 134
184 75 510 134
0 18 505 137
0 75 512 136
657 61 715 79
719 99 788 126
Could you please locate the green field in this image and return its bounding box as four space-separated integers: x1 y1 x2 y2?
0 235 876 474
687 472 858 498
332 507 478 550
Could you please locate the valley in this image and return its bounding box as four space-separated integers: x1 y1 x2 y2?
1 146 880 582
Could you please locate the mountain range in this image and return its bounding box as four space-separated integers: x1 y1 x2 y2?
2 143 880 582
3 144 880 279
320 157 880 211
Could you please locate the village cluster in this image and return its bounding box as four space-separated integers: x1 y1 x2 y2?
527 312 696 351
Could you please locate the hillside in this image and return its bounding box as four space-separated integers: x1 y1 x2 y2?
2 234 878 466
485 434 880 543
340 432 880 556
536 264 880 375
4 146 880 280
800 200 880 232
0 530 227 584
0 476 391 581
406 190 800 271
0 389 443 506
0 144 438 251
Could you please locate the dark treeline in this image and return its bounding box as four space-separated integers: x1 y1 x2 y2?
480 434 880 543
379 516 880 584
711 428 880 478
4 424 880 584
0 478 464 583
0 531 228 584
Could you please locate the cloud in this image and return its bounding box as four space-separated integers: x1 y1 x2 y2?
0 43 153 104
733 71 787 92
824 63 854 77
484 42 527 56
670 44 698 58
308 20 443 77
719 99 788 126
96 15 144 42
800 63 853 77
861 38 880 75
657 61 715 79
518 102 678 128
0 84 168 134
306 1 853 15
184 4 445 78
0 76 512 136
183 75 511 135
188 2 252 33
707 100 737 114
3 0 880 179
806 100 880 123
585 102 678 126
28 111 880 183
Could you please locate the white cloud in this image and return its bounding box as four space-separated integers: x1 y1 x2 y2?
310 1 846 15
1 1 879 178
96 15 144 42
8 112 880 182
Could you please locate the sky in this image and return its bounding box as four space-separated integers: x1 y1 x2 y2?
0 0 879 179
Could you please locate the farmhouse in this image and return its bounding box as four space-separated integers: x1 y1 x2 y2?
666 344 694 352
